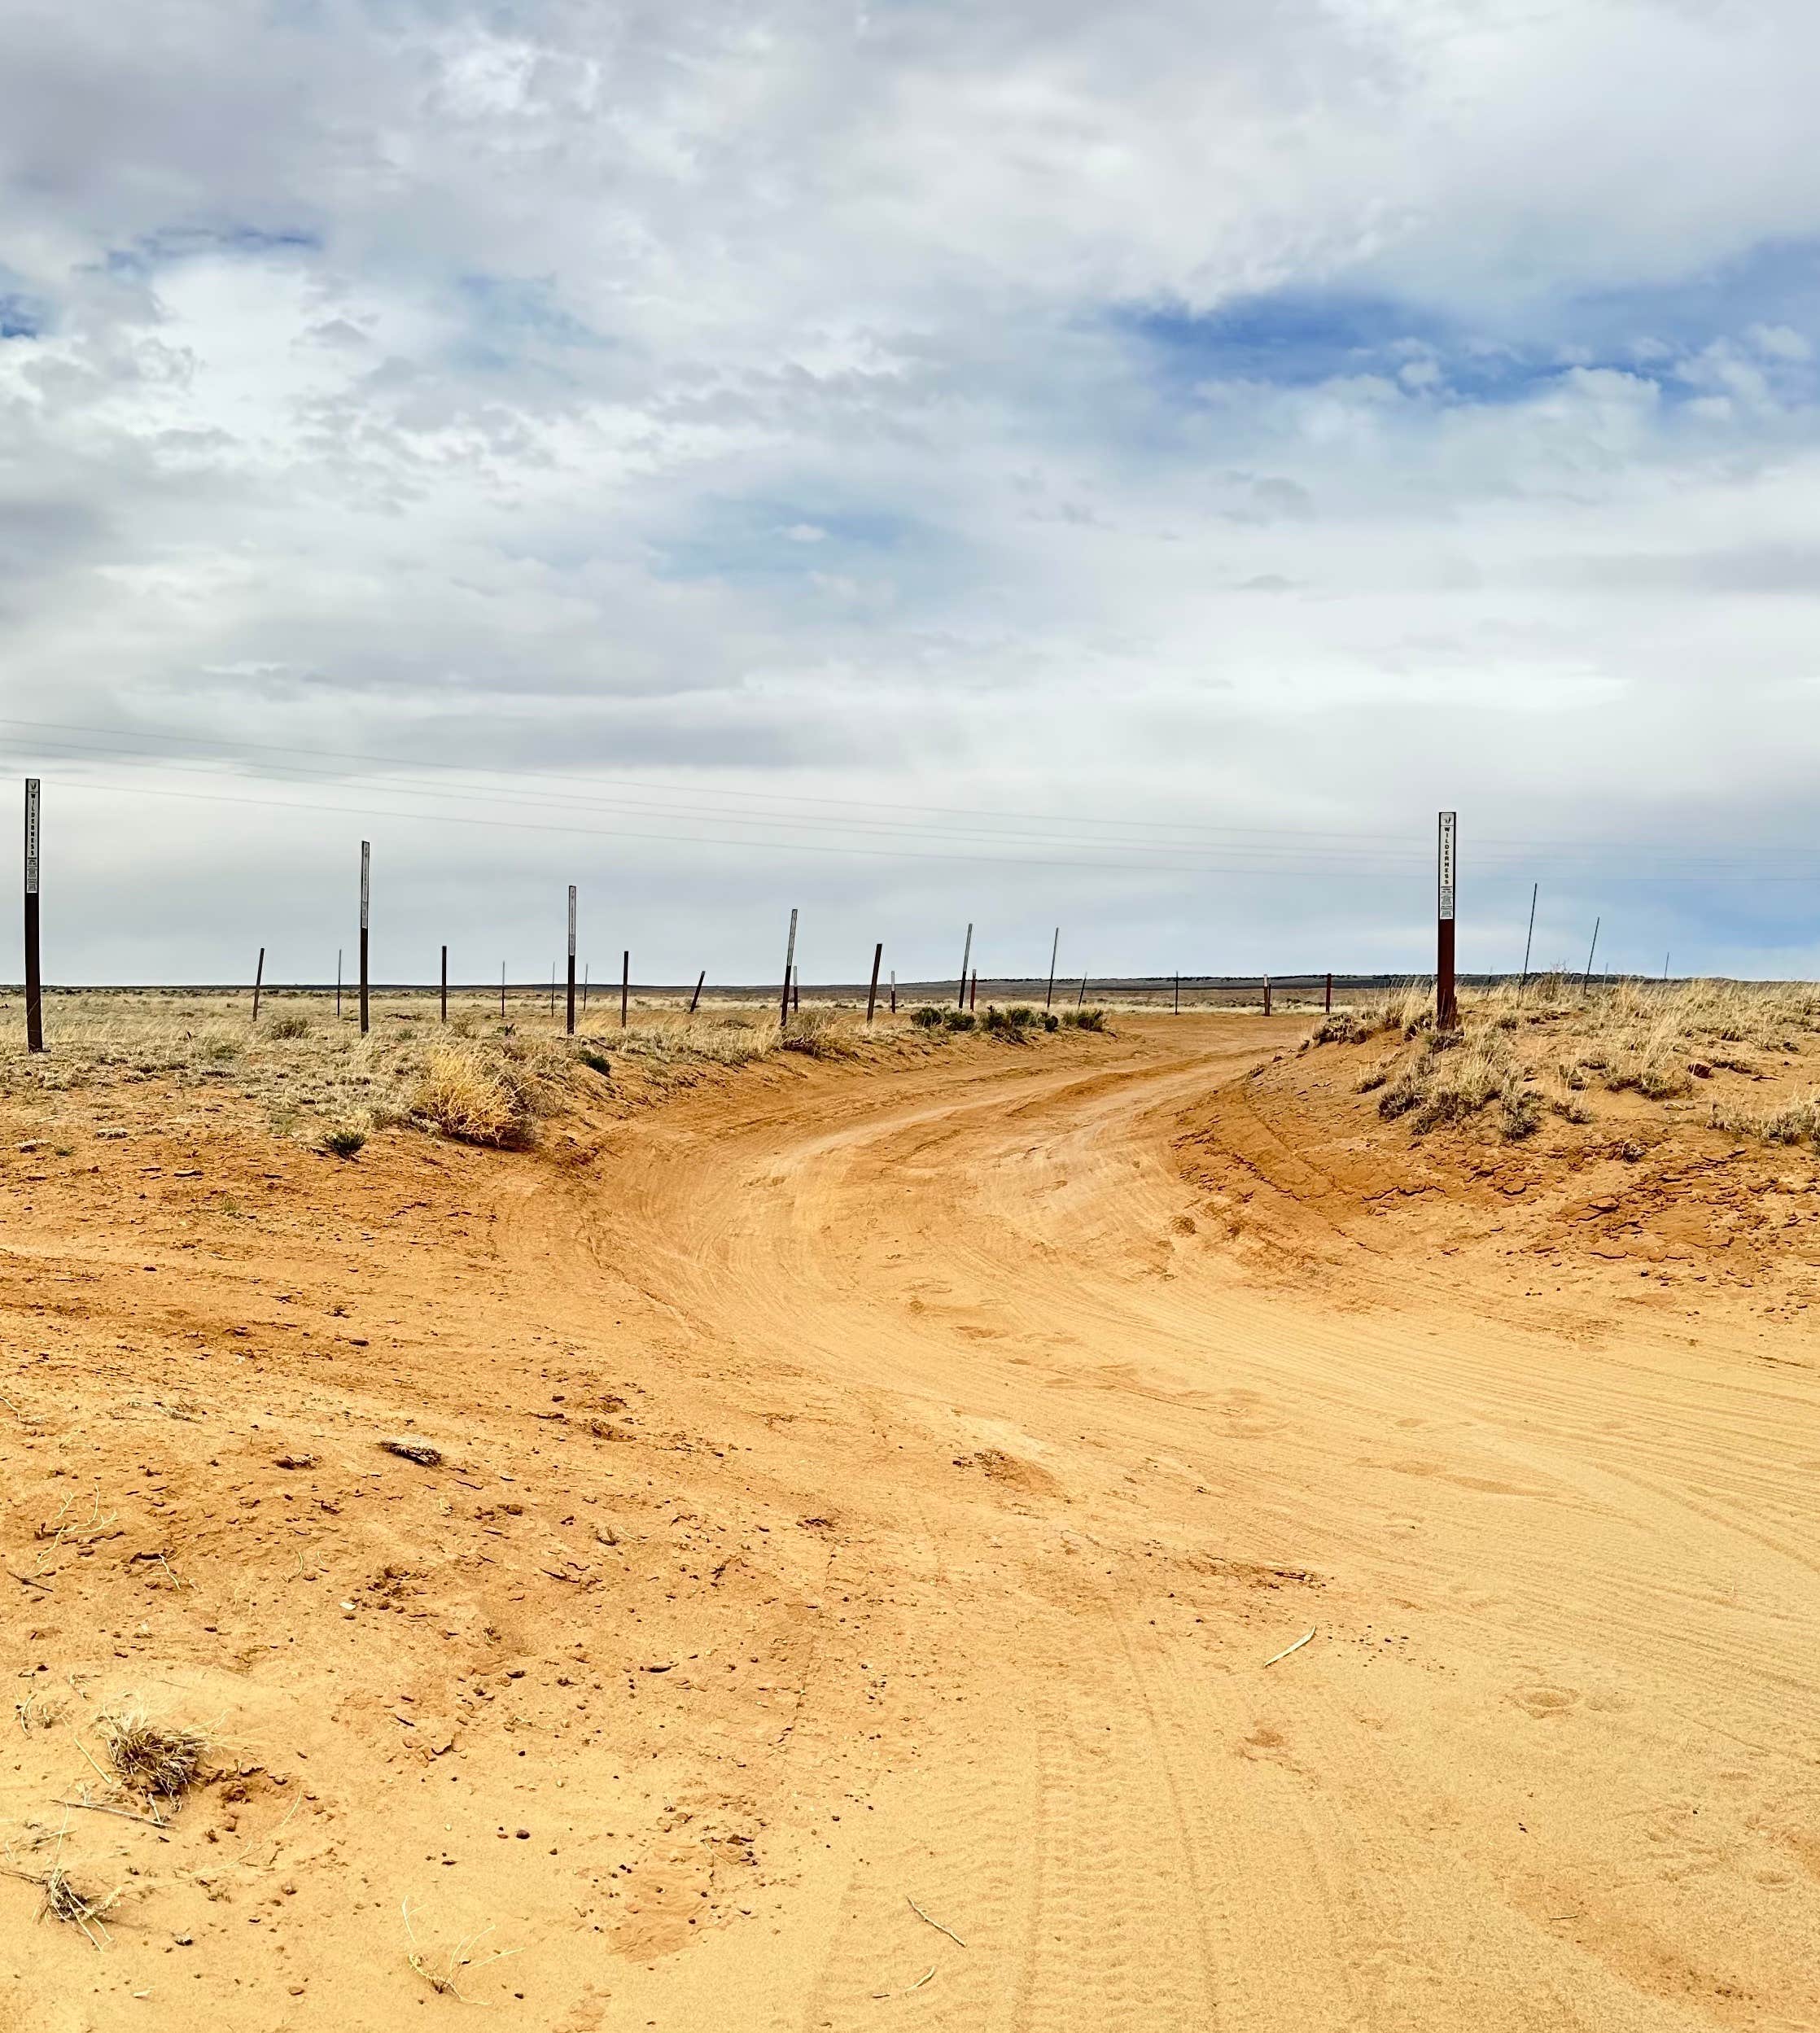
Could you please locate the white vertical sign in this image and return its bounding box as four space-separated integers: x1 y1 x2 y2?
1437 811 1457 922
359 840 370 929
24 778 40 897
567 885 577 958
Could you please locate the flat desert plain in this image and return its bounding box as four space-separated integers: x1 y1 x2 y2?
3 994 1820 2031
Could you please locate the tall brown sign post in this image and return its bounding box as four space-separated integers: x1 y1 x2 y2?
1437 810 1459 1030
24 778 42 1054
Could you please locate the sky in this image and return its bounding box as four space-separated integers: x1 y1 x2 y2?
3 0 1820 988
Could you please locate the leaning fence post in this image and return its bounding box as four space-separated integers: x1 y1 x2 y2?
780 909 798 1030
958 923 973 1010
866 942 882 1024
689 969 704 1014
252 947 265 1024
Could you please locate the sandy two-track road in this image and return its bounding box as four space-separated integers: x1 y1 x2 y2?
5 1014 1819 2031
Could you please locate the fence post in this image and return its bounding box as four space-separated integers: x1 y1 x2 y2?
358 842 370 1035
1078 972 1087 1009
1173 970 1179 1016
689 969 704 1014
1324 972 1332 1013
969 969 977 1012
566 885 577 1036
500 960 505 1021
252 947 265 1023
440 944 448 1024
866 942 882 1024
793 966 801 1015
890 969 896 1014
336 949 342 1023
1045 927 1059 1012
621 950 630 1029
1262 974 1271 1016
23 778 42 1053
1582 916 1600 994
781 908 798 1030
1520 882 1538 992
1437 811 1459 1030
958 923 973 1010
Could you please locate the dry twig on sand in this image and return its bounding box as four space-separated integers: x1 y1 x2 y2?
1263 1629 1315 1668
403 1899 518 2000
907 1895 966 1947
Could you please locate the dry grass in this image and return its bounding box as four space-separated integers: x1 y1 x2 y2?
409 1043 536 1147
96 1706 209 1799
1306 977 1820 1148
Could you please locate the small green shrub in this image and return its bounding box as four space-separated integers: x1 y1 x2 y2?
267 1014 309 1040
911 1007 945 1030
575 1047 612 1077
321 1125 366 1158
1043 1012 1060 1032
944 1010 976 1033
1069 1007 1107 1032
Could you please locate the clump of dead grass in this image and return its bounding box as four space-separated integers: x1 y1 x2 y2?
96 1707 210 1799
1708 1093 1820 1146
408 1043 537 1147
779 1008 852 1059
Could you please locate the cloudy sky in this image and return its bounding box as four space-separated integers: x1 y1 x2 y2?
3 0 1818 988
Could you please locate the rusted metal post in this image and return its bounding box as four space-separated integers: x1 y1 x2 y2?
1437 810 1459 1030
866 942 882 1024
780 908 798 1031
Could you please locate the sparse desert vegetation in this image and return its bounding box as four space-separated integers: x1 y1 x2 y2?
1306 976 1820 1148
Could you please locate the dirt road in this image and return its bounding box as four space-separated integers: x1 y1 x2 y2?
7 1014 1819 2029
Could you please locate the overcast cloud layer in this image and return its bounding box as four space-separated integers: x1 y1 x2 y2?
3 0 1819 986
